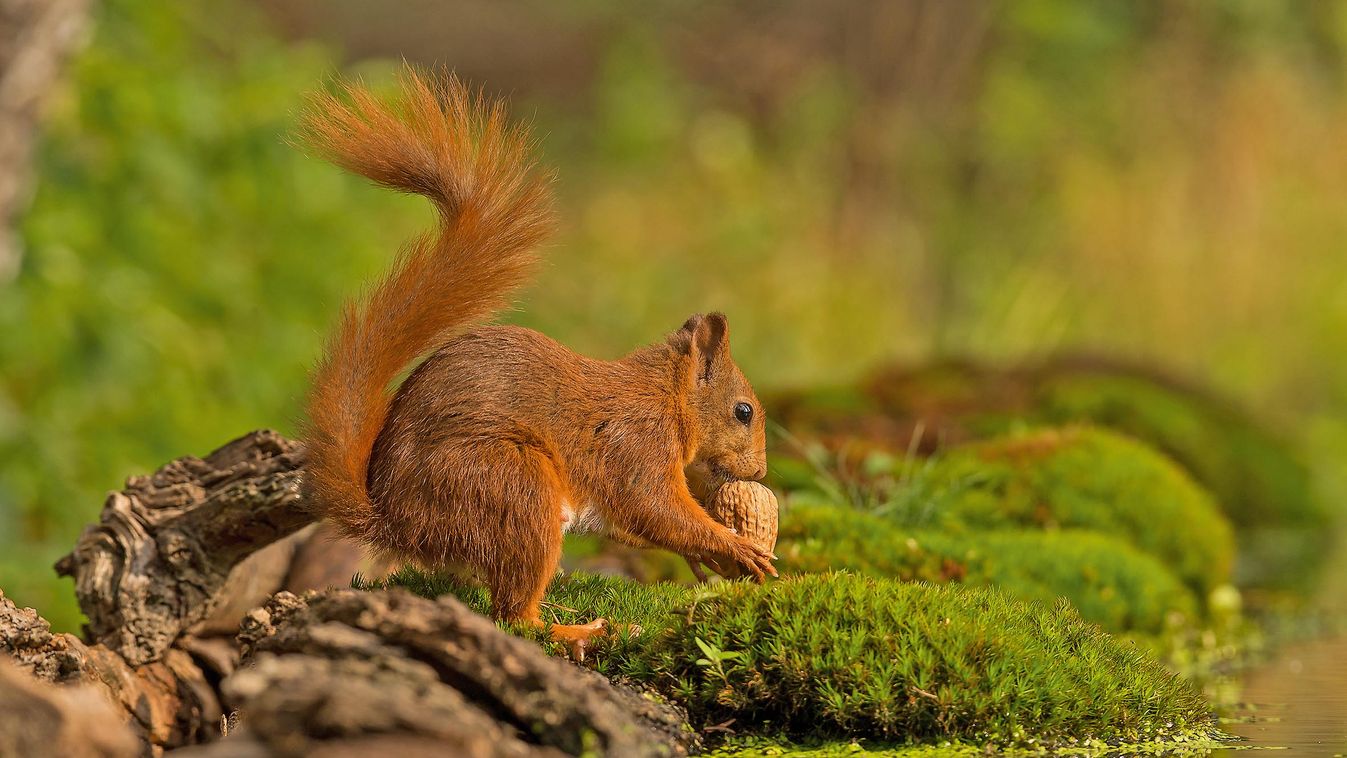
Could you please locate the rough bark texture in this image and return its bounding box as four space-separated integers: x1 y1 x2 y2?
1 588 87 684
0 0 91 280
0 657 140 758
1 588 222 752
181 589 695 758
55 430 314 666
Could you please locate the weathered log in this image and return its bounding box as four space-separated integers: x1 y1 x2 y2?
0 587 90 684
0 657 139 758
189 523 319 638
55 430 314 666
181 588 695 758
1 588 222 751
6 430 373 751
178 518 395 682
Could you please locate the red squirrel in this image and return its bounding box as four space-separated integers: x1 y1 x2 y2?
300 70 777 649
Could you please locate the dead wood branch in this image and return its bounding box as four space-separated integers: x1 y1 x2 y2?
1 588 221 751
189 588 694 757
55 430 313 666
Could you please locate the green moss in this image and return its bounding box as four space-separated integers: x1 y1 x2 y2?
706 733 1235 756
776 503 1196 634
1034 372 1329 587
771 361 1329 589
707 736 986 756
367 569 1217 748
644 575 1211 744
1037 372 1317 529
910 427 1235 598
356 567 695 645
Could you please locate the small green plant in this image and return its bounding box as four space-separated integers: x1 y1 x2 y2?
694 636 744 686
769 420 945 528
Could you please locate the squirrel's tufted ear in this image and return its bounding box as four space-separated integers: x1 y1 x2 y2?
672 312 730 384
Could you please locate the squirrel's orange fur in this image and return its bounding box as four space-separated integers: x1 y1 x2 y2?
301 70 775 647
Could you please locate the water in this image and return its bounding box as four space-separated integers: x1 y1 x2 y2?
1213 634 1347 755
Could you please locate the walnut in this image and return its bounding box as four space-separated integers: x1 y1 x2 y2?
703 480 778 579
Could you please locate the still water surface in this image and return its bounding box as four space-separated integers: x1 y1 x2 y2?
1213 634 1347 755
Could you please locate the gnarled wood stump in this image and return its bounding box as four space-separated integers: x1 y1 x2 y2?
0 657 139 758
175 589 692 757
55 430 312 666
1 588 221 750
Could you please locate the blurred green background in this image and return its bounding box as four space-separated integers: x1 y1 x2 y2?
4 0 1347 631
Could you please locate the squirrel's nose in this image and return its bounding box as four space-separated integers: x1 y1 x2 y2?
751 463 767 481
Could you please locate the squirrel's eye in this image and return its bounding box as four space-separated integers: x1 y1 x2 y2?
733 402 753 425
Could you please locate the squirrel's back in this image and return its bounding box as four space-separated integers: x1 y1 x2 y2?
300 70 554 543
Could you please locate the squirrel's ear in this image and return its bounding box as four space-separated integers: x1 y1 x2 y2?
674 312 729 384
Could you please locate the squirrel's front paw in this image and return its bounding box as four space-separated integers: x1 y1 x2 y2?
684 554 713 583
717 534 778 583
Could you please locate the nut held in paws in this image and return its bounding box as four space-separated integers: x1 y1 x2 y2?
704 480 779 578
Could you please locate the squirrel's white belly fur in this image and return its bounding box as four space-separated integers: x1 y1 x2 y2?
560 500 608 535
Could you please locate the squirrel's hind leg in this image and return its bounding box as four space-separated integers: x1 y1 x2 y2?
487 507 612 660
455 442 611 659
493 537 614 661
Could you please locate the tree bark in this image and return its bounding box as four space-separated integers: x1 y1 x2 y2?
1 588 222 751
55 430 313 666
176 588 692 758
0 657 139 758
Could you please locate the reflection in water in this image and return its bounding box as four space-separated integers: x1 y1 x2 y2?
1214 635 1347 755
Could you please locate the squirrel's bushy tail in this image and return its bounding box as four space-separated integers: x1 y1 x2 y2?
300 69 554 543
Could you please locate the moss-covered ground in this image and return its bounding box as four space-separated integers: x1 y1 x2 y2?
365 569 1221 750
737 361 1339 754
1031 371 1331 588
778 426 1234 598
768 360 1330 590
768 426 1233 632
777 504 1196 634
909 427 1235 598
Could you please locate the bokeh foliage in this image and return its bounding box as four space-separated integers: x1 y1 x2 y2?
0 1 423 626
3 0 1347 631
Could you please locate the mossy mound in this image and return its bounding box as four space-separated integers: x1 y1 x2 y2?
767 358 1327 588
776 502 1196 633
369 570 1217 748
911 426 1235 597
1031 371 1329 587
1033 370 1318 531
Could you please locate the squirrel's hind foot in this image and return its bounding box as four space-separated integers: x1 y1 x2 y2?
544 617 609 662
541 618 644 661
